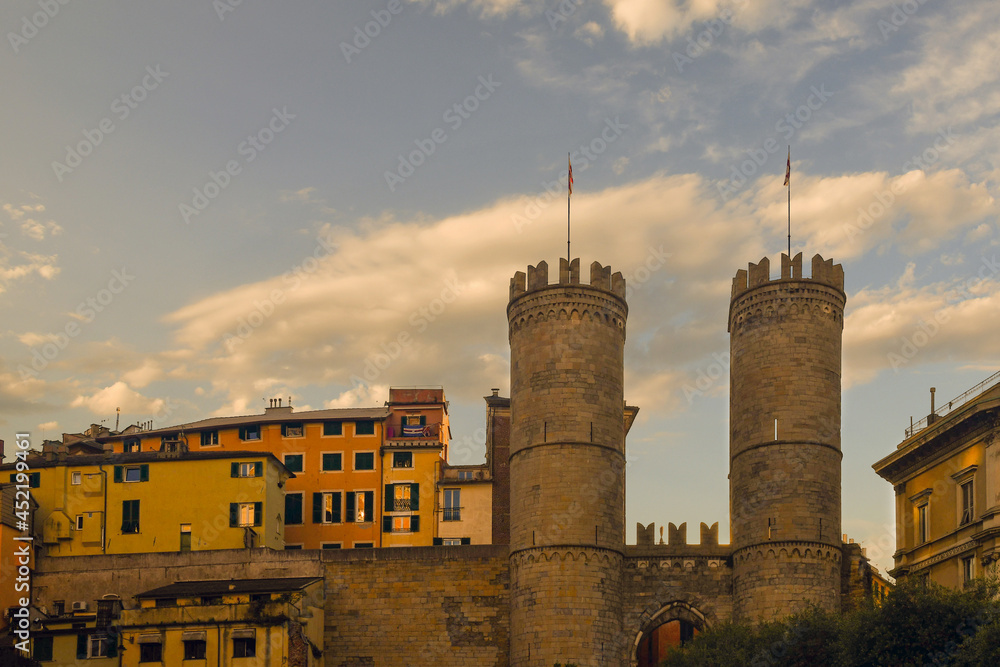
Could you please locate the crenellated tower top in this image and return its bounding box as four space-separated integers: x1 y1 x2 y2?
509 257 627 303
731 252 844 300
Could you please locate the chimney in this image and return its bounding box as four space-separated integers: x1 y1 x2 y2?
927 387 939 425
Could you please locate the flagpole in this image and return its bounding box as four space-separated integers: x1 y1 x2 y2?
567 152 572 262
786 146 791 256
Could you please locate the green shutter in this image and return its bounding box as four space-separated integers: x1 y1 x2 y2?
364 492 374 520
238 426 246 440
30 472 40 488
411 515 420 532
253 502 263 527
331 492 341 523
382 516 392 533
77 633 87 659
231 462 239 478
410 483 419 511
384 485 394 508
312 493 322 523
139 464 149 482
229 503 238 527
113 466 123 483
345 493 355 523
433 537 443 546
461 537 471 545
254 461 263 477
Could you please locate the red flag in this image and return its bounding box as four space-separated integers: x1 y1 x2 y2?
568 155 573 196
783 148 790 186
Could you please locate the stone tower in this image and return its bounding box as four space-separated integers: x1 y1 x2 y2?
507 258 628 666
728 252 846 621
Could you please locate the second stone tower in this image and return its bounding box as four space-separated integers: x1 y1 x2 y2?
507 258 628 666
728 252 846 621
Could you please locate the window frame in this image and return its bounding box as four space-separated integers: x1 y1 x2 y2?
962 554 975 584
322 421 343 437
321 451 343 472
232 636 256 659
71 471 82 485
392 451 413 469
33 635 54 661
239 424 261 441
443 488 461 522
281 422 304 438
200 430 219 447
312 491 343 524
138 641 162 663
122 499 140 534
283 453 304 474
353 451 375 471
960 479 974 526
354 420 376 436
917 503 929 544
123 438 140 453
347 490 375 523
183 639 207 660
76 515 85 531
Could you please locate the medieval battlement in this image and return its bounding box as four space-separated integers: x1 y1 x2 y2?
509 257 627 302
633 522 730 554
730 252 844 300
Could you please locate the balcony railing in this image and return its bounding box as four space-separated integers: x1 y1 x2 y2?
393 498 411 511
905 369 1000 438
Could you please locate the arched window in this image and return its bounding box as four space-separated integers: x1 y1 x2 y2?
634 601 707 667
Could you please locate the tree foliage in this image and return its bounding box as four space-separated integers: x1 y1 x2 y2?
659 578 1000 667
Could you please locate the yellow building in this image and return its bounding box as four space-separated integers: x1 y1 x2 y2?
29 597 122 665
436 464 492 545
1 451 291 556
119 577 324 667
874 373 1000 587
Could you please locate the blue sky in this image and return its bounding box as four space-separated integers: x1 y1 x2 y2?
2 0 998 575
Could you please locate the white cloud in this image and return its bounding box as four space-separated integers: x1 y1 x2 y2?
70 381 166 416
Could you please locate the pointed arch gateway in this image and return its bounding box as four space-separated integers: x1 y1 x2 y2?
632 601 709 667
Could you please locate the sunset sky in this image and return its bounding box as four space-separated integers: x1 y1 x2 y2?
2 0 998 574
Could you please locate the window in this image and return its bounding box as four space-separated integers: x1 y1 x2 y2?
71 471 82 485
392 451 413 468
385 483 419 512
230 502 263 527
962 555 975 584
180 524 191 552
355 420 375 436
231 461 263 478
312 492 342 524
321 543 342 549
10 472 41 488
458 470 475 481
283 454 304 473
917 504 929 544
88 634 110 657
122 500 140 533
322 452 342 471
346 491 374 523
239 425 261 441
354 452 375 471
285 493 303 525
381 514 420 533
201 596 223 605
184 640 207 660
442 538 463 546
113 464 149 483
281 422 304 438
160 435 179 449
139 642 162 662
285 544 303 550
76 515 84 531
124 438 140 453
155 598 177 608
34 636 53 661
200 430 219 447
401 415 427 436
323 421 343 436
354 542 373 548
233 637 256 658
444 488 461 521
961 480 974 526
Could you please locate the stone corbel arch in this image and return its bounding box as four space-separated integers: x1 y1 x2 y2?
631 600 710 667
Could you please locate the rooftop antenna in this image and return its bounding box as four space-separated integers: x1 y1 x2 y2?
567 153 573 263
784 146 791 256
115 407 120 432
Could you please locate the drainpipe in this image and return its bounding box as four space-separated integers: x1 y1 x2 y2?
97 465 108 554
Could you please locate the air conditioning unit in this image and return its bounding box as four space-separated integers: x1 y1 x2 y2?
71 601 88 612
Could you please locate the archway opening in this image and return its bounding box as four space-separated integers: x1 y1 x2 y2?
636 619 699 666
